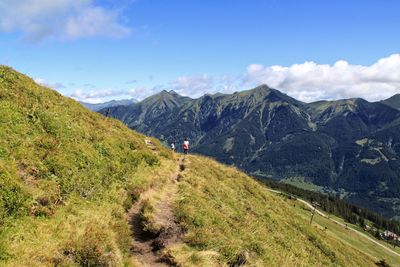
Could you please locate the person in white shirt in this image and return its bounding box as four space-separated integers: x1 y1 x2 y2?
171 142 175 152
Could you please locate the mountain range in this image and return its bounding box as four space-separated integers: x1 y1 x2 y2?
79 98 137 112
100 86 400 219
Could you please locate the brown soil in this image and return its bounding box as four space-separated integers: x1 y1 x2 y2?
128 156 185 266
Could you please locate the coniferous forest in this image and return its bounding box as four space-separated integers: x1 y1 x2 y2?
259 179 400 236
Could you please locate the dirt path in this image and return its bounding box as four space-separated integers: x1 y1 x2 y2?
128 156 185 266
266 188 400 258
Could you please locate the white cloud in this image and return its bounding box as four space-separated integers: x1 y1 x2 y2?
126 86 162 100
160 54 400 102
169 74 215 97
42 54 400 104
167 74 242 98
243 54 400 102
34 78 66 90
70 88 125 102
0 0 131 41
69 87 146 103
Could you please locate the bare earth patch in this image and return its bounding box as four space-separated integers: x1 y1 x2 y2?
128 156 185 266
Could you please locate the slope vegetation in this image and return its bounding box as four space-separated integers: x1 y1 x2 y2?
169 156 380 266
0 65 176 265
0 66 387 266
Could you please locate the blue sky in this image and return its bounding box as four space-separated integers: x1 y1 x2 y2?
1 0 400 103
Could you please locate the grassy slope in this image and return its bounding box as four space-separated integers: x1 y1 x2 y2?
294 205 400 266
170 156 377 266
0 66 380 266
0 66 175 266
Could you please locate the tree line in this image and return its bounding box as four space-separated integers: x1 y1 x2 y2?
258 178 400 235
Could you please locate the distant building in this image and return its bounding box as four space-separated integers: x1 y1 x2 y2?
381 230 400 241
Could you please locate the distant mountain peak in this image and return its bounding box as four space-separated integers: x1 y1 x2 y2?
252 84 270 90
138 89 192 112
150 89 188 101
80 98 137 112
168 89 179 95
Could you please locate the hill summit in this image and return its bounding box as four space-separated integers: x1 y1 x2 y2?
0 66 393 266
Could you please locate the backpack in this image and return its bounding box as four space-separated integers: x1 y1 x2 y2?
183 141 189 150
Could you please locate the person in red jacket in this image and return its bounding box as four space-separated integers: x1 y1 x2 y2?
183 138 189 154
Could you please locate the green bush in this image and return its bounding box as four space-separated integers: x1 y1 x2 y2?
30 180 62 217
111 208 132 254
0 243 10 261
63 222 121 266
376 259 392 267
0 168 29 220
159 150 173 159
139 151 160 166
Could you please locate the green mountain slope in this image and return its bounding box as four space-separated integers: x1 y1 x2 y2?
102 87 400 219
107 90 191 137
0 66 393 266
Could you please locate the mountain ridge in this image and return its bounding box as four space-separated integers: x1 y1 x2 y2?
382 94 400 110
101 86 400 219
79 98 138 112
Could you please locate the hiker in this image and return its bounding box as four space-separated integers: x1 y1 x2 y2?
183 138 189 154
171 142 175 152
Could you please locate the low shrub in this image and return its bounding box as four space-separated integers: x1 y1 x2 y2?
111 208 132 254
139 151 160 167
0 169 29 220
376 259 392 267
62 222 122 267
0 242 10 261
30 180 63 217
159 150 173 159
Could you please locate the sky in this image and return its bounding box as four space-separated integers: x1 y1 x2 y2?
0 0 400 103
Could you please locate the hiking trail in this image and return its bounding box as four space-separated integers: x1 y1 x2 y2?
128 155 186 266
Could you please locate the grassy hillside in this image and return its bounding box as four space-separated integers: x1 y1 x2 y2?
294 205 400 266
0 65 175 265
0 66 389 266
168 156 380 266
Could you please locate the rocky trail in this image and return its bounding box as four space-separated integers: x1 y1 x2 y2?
128 155 186 266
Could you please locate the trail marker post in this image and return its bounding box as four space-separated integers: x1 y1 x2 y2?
310 202 321 225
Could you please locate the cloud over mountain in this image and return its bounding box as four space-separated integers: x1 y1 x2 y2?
0 0 131 41
69 86 155 104
131 54 400 102
243 54 400 102
43 54 400 103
